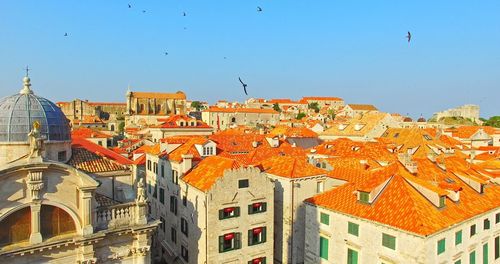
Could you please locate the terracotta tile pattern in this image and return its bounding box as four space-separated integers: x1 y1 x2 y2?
69 138 132 173
182 156 241 191
258 156 326 178
72 127 112 139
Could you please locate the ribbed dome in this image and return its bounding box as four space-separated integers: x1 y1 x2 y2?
0 77 70 142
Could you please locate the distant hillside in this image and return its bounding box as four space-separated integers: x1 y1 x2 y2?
480 116 500 128
428 116 479 126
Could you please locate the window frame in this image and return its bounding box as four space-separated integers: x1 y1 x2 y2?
382 233 396 250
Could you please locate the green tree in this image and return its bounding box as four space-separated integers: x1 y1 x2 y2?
273 103 282 112
327 109 336 120
308 102 320 113
191 101 203 111
118 122 125 133
483 116 500 128
296 112 306 120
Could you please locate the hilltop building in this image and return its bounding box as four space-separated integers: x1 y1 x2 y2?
432 104 480 122
126 90 187 127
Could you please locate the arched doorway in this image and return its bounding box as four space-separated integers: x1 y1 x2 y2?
0 207 31 246
40 205 76 240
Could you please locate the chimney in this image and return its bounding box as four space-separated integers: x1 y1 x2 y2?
181 154 194 173
252 141 259 148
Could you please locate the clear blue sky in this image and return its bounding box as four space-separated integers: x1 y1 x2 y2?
0 1 499 118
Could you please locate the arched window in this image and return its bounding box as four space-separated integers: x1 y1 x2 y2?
156 104 162 113
231 117 236 123
0 207 31 246
110 124 115 131
139 104 145 113
40 205 76 240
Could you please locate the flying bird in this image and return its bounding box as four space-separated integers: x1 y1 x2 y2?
406 31 411 43
183 12 187 17
64 33 68 37
239 77 248 95
165 52 168 55
257 6 263 12
142 10 146 13
128 4 131 8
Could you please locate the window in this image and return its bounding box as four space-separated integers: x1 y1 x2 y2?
160 217 165 232
320 213 329 225
471 224 477 237
0 207 31 246
382 233 396 250
153 162 158 174
439 196 445 208
495 236 499 260
170 196 178 215
203 146 214 156
58 151 66 162
161 164 164 178
219 207 240 219
159 188 165 204
153 184 157 198
147 160 151 171
437 238 446 255
181 218 188 236
148 182 152 194
470 250 476 264
483 243 489 264
248 257 266 264
171 227 177 244
455 230 462 245
219 232 241 252
238 179 249 188
172 170 179 185
359 192 369 203
348 222 359 236
182 195 187 206
484 218 490 230
249 202 266 214
181 245 189 262
496 213 500 224
347 248 358 264
454 260 461 264
40 205 76 240
316 181 324 193
248 227 266 246
319 236 329 260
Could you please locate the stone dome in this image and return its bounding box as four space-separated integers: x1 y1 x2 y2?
0 77 70 142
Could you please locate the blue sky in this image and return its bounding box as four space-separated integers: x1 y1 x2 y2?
0 1 499 118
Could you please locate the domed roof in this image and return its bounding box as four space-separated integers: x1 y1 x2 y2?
0 77 70 142
417 117 426 122
403 116 413 122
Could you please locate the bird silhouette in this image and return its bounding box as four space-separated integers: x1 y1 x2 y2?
64 33 68 37
239 77 248 95
183 12 187 17
406 31 411 43
128 4 131 8
165 52 168 55
142 10 146 13
257 6 263 12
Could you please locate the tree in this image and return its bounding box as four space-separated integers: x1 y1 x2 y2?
327 109 336 120
308 102 320 113
296 112 306 120
482 116 500 128
118 122 125 133
191 101 203 111
273 103 281 112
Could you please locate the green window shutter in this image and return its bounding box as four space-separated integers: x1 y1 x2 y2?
483 243 489 264
262 227 267 243
470 251 476 264
219 209 224 220
235 233 241 249
248 204 253 214
437 238 446 255
320 213 329 225
347 248 358 264
235 207 240 217
348 222 359 236
359 192 369 203
454 260 461 264
248 230 252 246
319 237 329 260
439 196 445 208
484 219 490 230
382 233 396 250
219 236 224 253
262 202 267 212
455 230 462 245
495 236 499 259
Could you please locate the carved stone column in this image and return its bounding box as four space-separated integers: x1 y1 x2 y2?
81 190 94 236
29 202 42 244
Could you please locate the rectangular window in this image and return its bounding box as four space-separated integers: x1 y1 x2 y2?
171 227 177 244
160 217 165 232
248 202 267 214
182 195 187 206
58 151 66 162
153 184 157 198
147 160 151 171
172 170 179 185
238 179 249 188
484 218 490 230
219 207 240 219
495 236 499 260
437 238 446 255
170 196 178 215
181 245 189 262
320 213 329 225
439 196 445 208
181 218 188 237
347 248 358 264
359 192 369 203
248 257 266 264
148 182 151 194
159 188 165 204
382 233 396 250
161 164 164 178
348 222 359 236
319 236 328 260
455 230 462 245
316 181 324 193
471 224 477 237
219 232 241 252
470 251 476 264
496 213 500 224
454 260 461 264
483 243 489 264
248 227 266 246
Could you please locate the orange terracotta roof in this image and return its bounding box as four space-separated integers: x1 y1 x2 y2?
203 107 278 114
130 91 186 99
269 125 318 138
446 126 498 139
69 138 133 173
168 137 208 162
153 114 212 129
312 138 396 162
72 127 112 139
182 156 242 191
133 144 161 156
321 112 389 137
307 160 500 236
259 156 326 178
347 104 378 111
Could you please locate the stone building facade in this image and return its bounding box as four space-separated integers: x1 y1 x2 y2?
126 91 187 127
432 104 480 122
201 107 279 131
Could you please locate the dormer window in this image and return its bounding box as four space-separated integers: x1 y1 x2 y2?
354 124 365 131
439 196 446 208
338 124 348 130
359 191 370 203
